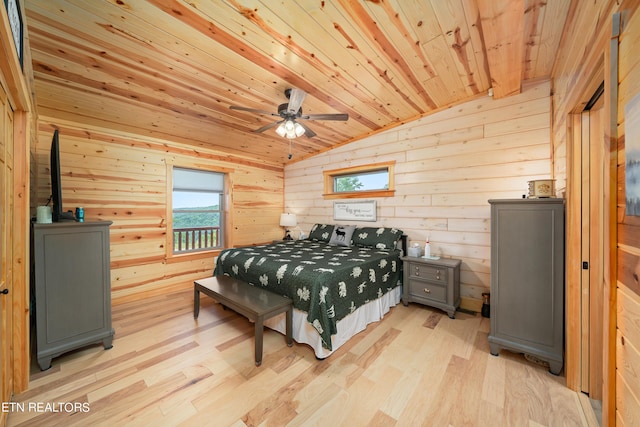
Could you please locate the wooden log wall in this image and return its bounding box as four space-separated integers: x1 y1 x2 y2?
615 3 640 424
549 0 640 424
284 79 552 313
2 0 37 397
33 119 284 305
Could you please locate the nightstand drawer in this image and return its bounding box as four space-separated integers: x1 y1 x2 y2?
407 263 447 284
408 280 446 303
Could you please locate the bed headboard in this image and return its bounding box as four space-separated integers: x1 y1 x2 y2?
400 234 408 255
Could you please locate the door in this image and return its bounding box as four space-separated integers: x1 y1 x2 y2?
578 87 605 399
0 81 14 424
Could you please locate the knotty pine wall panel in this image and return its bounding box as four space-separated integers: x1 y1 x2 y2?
615 2 640 422
550 0 616 193
34 119 284 304
285 79 552 312
548 0 630 415
616 288 640 423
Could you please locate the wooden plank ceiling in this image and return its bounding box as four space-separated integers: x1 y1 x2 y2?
24 0 572 166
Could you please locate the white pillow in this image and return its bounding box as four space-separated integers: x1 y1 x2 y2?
328 225 356 247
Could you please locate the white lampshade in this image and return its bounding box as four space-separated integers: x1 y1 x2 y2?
275 120 305 139
294 122 305 137
285 120 295 132
279 213 297 227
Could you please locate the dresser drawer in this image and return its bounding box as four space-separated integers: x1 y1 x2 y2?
407 263 447 284
408 280 446 303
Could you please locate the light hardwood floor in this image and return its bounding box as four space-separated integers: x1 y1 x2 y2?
7 289 598 426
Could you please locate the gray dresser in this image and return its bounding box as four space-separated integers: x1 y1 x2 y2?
32 221 114 370
488 199 564 375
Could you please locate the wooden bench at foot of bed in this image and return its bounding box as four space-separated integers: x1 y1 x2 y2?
193 275 293 366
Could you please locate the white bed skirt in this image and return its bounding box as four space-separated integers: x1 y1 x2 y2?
263 286 402 359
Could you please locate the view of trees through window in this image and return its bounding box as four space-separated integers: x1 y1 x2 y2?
173 203 220 228
172 194 222 253
173 204 220 229
334 169 389 192
172 168 224 254
335 176 364 192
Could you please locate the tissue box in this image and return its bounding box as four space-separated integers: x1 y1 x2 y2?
407 246 421 257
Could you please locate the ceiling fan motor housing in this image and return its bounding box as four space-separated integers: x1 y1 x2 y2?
278 103 302 117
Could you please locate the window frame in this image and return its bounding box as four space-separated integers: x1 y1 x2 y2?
323 161 395 199
166 163 232 261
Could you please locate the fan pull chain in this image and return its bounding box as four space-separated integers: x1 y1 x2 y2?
288 140 293 159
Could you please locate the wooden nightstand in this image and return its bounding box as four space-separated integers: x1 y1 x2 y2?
401 256 461 318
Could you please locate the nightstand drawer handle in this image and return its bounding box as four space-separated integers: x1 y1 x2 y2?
423 288 431 294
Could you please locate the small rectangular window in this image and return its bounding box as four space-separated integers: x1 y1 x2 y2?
172 167 225 254
323 162 395 199
334 169 389 192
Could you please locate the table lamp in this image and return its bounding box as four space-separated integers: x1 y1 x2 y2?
279 213 297 240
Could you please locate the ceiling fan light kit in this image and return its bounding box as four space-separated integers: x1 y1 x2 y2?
276 120 305 139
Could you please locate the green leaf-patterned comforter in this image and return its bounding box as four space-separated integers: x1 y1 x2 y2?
214 240 403 350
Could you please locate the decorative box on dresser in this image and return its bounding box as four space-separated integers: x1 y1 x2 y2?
32 221 115 370
488 198 564 375
401 256 461 318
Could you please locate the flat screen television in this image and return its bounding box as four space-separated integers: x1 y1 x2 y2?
50 130 75 222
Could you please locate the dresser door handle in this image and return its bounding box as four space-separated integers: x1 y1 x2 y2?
0 288 8 295
423 288 431 294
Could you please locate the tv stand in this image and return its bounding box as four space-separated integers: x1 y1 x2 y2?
55 210 76 221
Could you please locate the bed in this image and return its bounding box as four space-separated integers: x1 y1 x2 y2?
213 224 406 358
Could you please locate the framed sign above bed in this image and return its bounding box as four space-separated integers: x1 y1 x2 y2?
333 200 377 221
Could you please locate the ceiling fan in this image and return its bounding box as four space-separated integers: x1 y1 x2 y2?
229 88 348 139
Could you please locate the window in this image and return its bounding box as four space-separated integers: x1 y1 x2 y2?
172 167 224 254
323 161 395 199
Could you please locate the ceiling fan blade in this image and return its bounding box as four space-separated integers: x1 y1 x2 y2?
230 105 278 116
299 113 349 121
286 88 307 114
254 120 283 133
296 121 317 138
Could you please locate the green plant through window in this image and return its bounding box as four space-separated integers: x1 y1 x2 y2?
323 162 395 199
334 169 389 192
